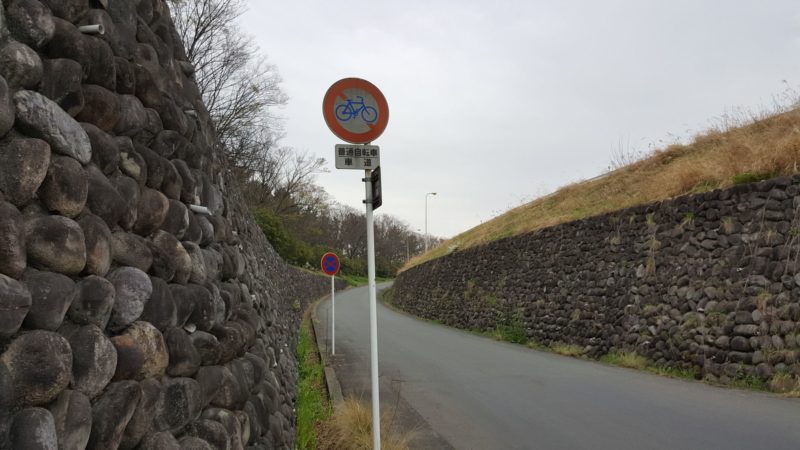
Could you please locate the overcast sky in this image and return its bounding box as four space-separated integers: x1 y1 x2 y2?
240 0 800 238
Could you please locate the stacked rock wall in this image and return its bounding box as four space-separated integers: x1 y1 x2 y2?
0 1 343 448
394 176 800 388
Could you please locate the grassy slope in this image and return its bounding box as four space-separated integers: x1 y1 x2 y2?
404 105 800 270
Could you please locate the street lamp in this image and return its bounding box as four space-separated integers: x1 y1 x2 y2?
425 192 437 251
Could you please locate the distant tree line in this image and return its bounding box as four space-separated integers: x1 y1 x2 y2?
168 0 435 276
252 205 430 278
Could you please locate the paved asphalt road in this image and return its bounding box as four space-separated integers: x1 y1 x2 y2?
316 283 800 450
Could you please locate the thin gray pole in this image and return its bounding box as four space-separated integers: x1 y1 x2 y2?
364 169 381 449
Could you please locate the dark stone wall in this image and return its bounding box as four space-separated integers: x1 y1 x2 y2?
394 176 800 388
0 1 344 448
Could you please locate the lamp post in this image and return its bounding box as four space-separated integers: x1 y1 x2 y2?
425 192 437 251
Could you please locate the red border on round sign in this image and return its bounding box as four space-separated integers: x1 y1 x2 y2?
320 252 340 276
323 78 389 144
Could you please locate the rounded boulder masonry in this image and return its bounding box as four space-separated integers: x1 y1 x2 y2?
0 0 339 447
9 407 58 450
5 0 56 50
0 40 43 90
0 274 31 338
38 154 89 218
69 275 115 328
0 75 14 136
13 90 92 164
47 390 93 450
0 330 73 406
21 268 77 330
0 133 51 207
68 324 118 399
0 201 27 278
76 212 112 276
106 266 152 332
40 58 85 117
24 215 87 275
392 176 800 392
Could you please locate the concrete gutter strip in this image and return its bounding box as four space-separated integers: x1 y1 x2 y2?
311 296 344 409
323 367 344 408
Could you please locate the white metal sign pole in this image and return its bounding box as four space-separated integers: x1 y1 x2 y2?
364 169 381 450
331 275 336 356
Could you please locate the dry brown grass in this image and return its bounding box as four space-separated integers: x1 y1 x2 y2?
405 103 800 270
601 350 650 370
784 390 800 398
316 398 413 450
551 342 585 357
769 372 800 395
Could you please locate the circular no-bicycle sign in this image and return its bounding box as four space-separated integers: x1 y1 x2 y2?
321 252 341 276
323 78 389 144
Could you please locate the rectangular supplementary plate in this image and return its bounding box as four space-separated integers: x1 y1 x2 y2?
334 144 380 170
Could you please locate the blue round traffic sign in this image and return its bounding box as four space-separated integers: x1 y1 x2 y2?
321 252 340 276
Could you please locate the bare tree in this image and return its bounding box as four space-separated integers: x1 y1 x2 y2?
167 1 424 276
327 204 367 260
375 215 409 263
168 0 288 170
242 148 328 215
272 152 327 214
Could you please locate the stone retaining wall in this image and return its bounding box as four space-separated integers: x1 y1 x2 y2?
394 176 800 389
0 1 344 448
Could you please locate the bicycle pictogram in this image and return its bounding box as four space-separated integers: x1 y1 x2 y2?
335 96 378 124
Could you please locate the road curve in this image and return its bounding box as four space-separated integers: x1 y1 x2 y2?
317 284 800 450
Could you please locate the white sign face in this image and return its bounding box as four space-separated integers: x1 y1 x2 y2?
334 88 380 135
335 144 380 170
